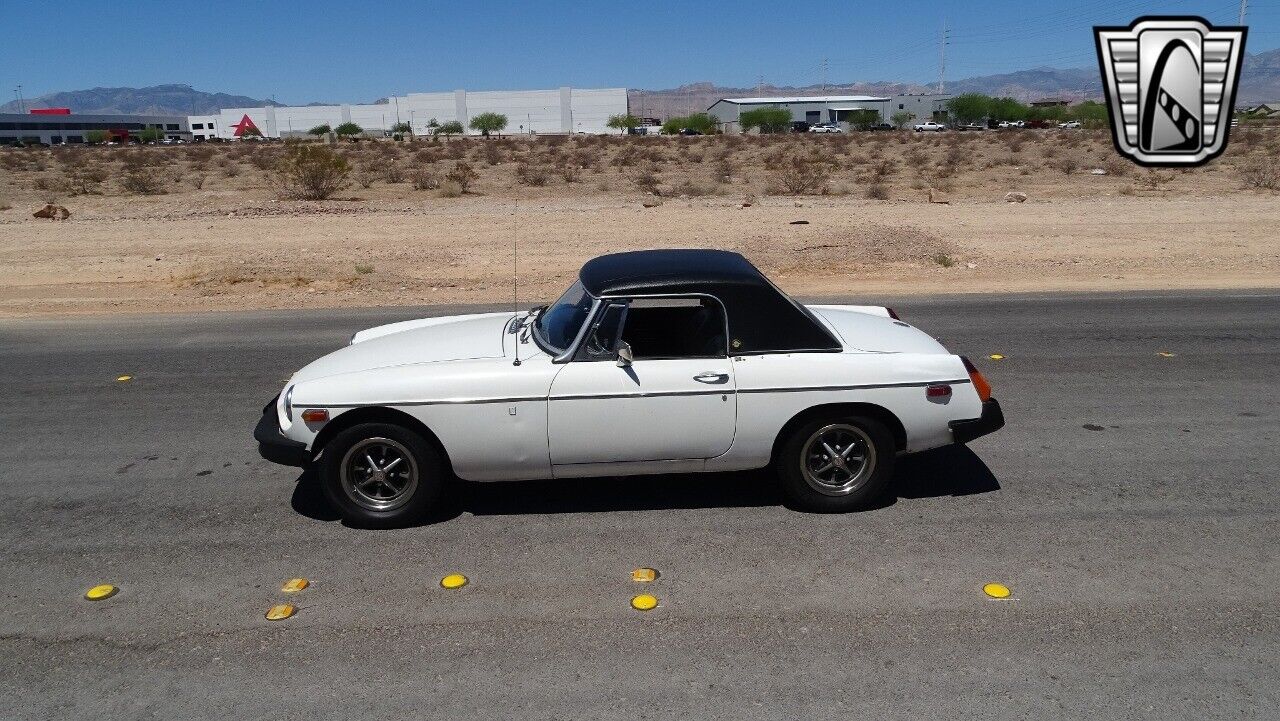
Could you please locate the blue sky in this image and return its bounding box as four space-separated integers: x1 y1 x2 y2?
3 0 1274 104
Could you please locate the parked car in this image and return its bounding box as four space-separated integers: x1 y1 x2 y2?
256 249 1004 527
1058 120 1082 129
997 120 1025 129
677 128 703 136
913 121 946 132
790 121 811 133
808 123 842 133
956 123 986 131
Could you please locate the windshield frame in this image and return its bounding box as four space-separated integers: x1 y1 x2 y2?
531 280 601 362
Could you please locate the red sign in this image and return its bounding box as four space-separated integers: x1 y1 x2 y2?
231 114 261 137
30 108 71 115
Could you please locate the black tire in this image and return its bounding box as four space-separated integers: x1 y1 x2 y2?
776 414 896 512
318 422 445 528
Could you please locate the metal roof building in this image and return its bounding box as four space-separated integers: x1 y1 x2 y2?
707 93 953 132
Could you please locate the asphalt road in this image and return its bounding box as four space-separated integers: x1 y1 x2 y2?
1 290 1277 720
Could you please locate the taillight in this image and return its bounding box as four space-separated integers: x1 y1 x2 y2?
961 356 992 402
886 307 900 320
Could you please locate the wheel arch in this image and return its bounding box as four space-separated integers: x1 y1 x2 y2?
310 406 454 474
770 402 908 464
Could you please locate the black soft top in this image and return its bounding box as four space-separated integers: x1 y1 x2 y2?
578 249 841 353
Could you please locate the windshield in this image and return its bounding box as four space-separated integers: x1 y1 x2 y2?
532 280 595 355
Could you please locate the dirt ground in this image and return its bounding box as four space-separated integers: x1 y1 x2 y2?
1 129 1276 317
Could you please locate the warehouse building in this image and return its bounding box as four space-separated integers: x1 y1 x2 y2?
0 111 191 145
707 93 952 132
201 87 628 139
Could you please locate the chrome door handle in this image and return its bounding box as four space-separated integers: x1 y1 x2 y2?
693 372 729 383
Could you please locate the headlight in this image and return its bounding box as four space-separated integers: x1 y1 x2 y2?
283 385 294 422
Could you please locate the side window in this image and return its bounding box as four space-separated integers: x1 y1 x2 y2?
577 302 628 361
621 297 726 360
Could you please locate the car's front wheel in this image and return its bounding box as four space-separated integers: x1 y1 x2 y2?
777 415 896 512
319 422 445 528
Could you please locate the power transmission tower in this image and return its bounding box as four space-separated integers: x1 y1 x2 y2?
14 84 25 113
821 58 829 94
937 20 949 95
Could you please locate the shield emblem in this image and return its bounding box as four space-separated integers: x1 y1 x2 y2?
1095 17 1247 167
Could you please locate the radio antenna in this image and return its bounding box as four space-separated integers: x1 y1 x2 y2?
512 198 521 366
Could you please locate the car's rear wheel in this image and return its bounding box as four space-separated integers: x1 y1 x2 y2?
319 422 444 528
777 414 896 512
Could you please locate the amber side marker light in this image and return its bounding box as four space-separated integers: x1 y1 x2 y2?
961 356 993 402
300 409 329 423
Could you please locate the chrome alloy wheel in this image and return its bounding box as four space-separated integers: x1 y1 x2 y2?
799 423 877 496
339 437 420 512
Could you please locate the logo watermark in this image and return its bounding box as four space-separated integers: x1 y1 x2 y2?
1094 16 1247 167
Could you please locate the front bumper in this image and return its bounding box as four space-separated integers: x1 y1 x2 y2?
254 398 310 467
949 398 1005 445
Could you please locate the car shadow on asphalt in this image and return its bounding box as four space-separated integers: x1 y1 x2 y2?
290 445 999 527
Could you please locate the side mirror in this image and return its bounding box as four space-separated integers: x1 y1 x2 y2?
615 342 634 367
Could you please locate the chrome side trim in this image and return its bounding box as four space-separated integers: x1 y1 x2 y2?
738 379 971 394
303 379 969 409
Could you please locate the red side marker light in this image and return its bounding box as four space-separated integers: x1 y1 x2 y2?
300 409 329 423
926 384 952 399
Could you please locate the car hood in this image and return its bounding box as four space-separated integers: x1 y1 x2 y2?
292 312 512 382
807 305 949 354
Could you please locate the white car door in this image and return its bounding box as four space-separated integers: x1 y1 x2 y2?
547 297 737 467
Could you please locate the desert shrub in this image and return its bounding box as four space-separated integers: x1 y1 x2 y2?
61 162 108 195
515 161 550 186
866 183 890 200
223 163 241 178
247 152 276 171
1239 156 1280 190
1135 169 1174 190
382 164 406 183
557 162 581 183
768 155 831 195
1100 156 1129 177
410 168 438 190
273 144 351 200
1055 157 1078 175
191 174 207 189
121 167 167 194
444 161 478 193
672 178 717 197
438 180 464 197
633 164 661 195
354 167 376 188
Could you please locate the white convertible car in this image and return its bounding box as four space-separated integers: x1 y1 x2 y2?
256 250 1003 526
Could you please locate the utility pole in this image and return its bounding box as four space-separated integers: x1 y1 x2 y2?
1239 0 1248 25
821 58 829 94
937 20 950 95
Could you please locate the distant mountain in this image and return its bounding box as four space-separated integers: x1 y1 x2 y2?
631 47 1280 115
0 84 281 115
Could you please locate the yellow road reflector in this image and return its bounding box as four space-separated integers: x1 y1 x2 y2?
988 354 1005 360
116 375 133 382
631 568 658 583
440 573 468 589
85 584 118 601
265 603 295 620
983 583 1011 599
1157 351 1176 357
631 594 659 611
281 578 309 593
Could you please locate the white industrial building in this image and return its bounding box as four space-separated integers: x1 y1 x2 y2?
195 87 628 139
707 93 953 132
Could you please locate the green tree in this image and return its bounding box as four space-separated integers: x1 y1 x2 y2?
1067 100 1109 128
334 122 363 139
845 109 880 130
437 120 463 138
739 107 792 133
606 113 642 134
84 130 109 145
391 121 412 134
137 127 163 143
988 97 1029 122
307 124 331 136
469 112 508 137
663 113 715 135
945 94 994 124
890 111 914 129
